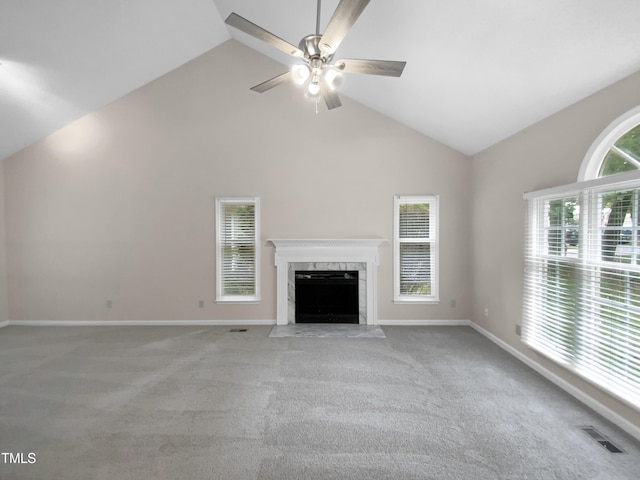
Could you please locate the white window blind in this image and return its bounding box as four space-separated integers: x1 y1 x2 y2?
523 176 640 410
394 195 439 303
216 197 260 303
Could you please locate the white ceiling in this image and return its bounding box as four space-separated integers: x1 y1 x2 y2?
1 0 640 161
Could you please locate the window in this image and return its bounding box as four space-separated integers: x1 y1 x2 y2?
394 195 439 303
579 105 640 181
599 124 640 177
524 108 640 410
215 197 260 303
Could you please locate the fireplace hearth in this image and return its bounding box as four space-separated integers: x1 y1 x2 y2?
295 271 359 323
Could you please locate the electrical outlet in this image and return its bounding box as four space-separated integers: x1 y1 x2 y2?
515 324 522 336
450 299 457 308
198 300 204 309
106 299 112 309
484 307 489 317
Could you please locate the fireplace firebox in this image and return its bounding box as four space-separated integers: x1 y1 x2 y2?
295 271 359 323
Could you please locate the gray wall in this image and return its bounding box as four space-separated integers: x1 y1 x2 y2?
0 161 7 322
471 69 640 431
2 40 472 322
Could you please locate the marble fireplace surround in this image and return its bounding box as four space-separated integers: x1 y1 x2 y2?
268 239 386 325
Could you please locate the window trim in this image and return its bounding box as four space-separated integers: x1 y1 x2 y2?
578 105 640 182
215 197 261 304
393 195 440 304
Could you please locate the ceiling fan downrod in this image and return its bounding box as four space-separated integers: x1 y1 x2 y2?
316 0 321 36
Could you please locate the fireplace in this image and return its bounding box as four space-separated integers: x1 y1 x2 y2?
268 239 385 325
295 271 359 323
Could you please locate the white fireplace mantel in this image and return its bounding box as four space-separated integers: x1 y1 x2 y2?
267 239 386 325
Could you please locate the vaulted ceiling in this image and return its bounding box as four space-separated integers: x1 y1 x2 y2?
1 0 640 162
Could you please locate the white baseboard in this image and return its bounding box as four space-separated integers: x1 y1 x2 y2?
6 319 276 327
469 321 640 443
5 319 467 327
377 319 471 326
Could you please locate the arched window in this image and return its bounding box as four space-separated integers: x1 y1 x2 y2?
599 124 640 177
524 106 640 412
579 106 640 181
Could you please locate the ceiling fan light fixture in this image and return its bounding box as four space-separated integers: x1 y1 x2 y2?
306 79 321 97
292 64 311 85
324 68 343 91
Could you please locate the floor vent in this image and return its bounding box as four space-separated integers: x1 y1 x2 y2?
229 328 248 333
579 426 625 453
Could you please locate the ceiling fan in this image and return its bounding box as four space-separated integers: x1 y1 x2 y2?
225 0 406 111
